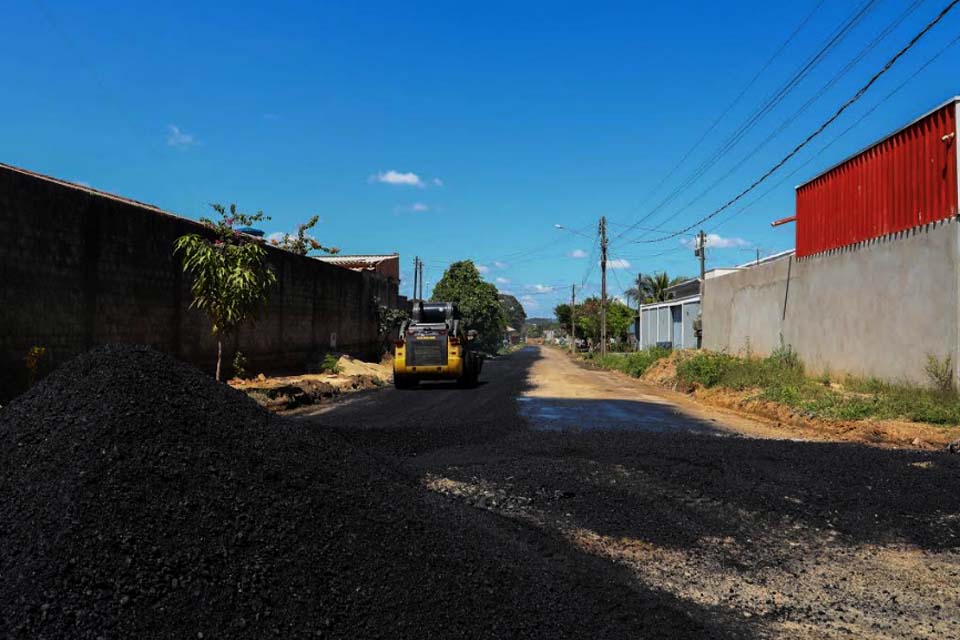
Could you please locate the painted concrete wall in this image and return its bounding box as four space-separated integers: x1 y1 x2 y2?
703 218 960 384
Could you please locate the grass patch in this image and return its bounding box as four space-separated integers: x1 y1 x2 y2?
675 347 960 426
584 347 672 378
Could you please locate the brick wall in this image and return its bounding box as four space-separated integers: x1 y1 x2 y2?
0 163 400 400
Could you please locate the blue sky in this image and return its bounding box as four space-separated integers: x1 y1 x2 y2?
3 0 960 315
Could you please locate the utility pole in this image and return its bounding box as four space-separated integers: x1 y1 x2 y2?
570 284 576 354
412 256 420 301
696 229 706 283
636 272 642 350
418 260 424 300
599 216 608 357
694 230 706 349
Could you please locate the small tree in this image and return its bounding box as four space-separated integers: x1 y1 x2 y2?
431 260 506 354
270 215 340 255
174 203 277 381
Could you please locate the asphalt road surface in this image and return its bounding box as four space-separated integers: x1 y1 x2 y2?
305 346 960 639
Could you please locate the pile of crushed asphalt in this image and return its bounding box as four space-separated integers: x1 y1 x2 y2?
0 345 697 639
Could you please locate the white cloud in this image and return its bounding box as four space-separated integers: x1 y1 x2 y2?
567 249 587 258
370 170 445 188
166 125 196 148
526 284 554 293
520 295 540 310
395 202 429 213
496 277 510 284
477 264 490 273
607 258 631 270
493 261 507 269
681 233 751 249
266 232 286 243
371 170 424 187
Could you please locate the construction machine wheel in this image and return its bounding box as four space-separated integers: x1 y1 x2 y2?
394 375 418 390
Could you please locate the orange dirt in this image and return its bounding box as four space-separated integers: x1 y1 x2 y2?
636 352 960 449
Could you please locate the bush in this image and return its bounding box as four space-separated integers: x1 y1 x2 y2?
590 347 671 378
321 354 341 375
924 354 954 392
676 352 737 388
232 351 249 380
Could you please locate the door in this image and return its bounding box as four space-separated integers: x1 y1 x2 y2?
671 306 682 348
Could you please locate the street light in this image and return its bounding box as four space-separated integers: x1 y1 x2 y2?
554 223 593 239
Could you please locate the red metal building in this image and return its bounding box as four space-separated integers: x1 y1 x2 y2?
795 97 960 258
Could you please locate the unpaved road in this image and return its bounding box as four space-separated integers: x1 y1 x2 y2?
305 346 960 639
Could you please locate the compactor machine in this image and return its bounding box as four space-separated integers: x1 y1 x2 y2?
393 302 483 389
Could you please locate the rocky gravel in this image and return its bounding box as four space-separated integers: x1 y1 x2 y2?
0 345 713 639
314 346 960 639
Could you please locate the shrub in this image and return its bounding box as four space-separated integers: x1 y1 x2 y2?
924 354 954 392
24 346 47 387
676 352 736 388
232 351 249 380
321 354 342 375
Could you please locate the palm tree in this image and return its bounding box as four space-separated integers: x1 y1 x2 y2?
641 272 672 303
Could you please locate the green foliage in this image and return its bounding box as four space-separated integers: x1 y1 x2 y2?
499 294 527 332
320 353 341 374
554 297 635 344
591 347 671 378
24 346 46 387
269 215 340 255
232 350 249 380
174 203 277 380
431 260 506 353
677 347 960 427
924 354 954 393
676 352 738 388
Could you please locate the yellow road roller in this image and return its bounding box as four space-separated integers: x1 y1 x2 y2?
393 302 483 389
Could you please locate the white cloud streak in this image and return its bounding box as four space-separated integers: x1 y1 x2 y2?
496 277 510 284
567 249 587 258
681 233 751 249
166 125 196 148
607 258 631 270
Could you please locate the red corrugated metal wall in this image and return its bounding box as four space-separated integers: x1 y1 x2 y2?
796 102 958 257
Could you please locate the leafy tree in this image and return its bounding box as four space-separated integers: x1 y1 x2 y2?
270 215 340 255
431 260 506 353
556 298 634 345
499 294 527 332
174 203 277 381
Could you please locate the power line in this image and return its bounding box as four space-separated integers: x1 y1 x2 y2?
631 0 926 242
623 0 826 216
613 0 878 242
633 0 960 244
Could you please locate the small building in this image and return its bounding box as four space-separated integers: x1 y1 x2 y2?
315 254 400 281
636 279 701 350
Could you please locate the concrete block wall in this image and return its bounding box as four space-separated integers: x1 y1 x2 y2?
0 163 399 399
702 217 960 385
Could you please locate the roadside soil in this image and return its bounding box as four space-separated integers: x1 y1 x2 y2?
571 348 960 449
229 355 392 410
309 346 960 639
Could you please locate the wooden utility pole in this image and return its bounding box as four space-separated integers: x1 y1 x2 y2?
695 230 706 349
570 284 576 354
696 230 706 283
599 216 608 357
418 260 424 300
412 256 420 301
636 272 642 349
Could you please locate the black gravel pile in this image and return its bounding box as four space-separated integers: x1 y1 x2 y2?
0 345 687 639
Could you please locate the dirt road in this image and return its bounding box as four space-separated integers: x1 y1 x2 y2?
306 346 960 639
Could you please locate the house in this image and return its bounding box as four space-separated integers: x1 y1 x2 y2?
315 254 400 281
636 279 701 350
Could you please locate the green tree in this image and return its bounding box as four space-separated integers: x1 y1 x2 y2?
431 260 506 353
499 294 527 333
174 203 277 381
270 215 340 255
641 272 673 303
560 298 635 345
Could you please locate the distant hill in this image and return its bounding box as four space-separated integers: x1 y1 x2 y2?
526 317 556 326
